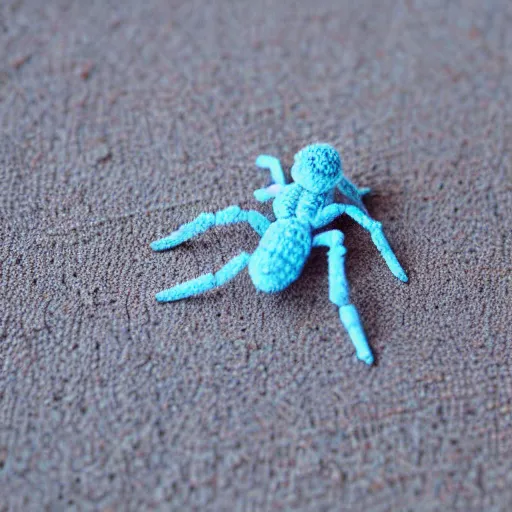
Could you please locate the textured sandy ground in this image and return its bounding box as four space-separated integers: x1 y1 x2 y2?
1 0 511 510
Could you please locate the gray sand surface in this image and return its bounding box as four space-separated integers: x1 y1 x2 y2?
1 0 511 510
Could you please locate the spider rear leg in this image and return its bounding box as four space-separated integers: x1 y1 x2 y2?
156 252 251 302
150 206 271 251
313 230 374 365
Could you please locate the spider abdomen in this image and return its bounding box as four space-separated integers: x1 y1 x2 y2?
248 219 312 293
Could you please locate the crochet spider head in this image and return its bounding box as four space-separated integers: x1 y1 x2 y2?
291 143 343 193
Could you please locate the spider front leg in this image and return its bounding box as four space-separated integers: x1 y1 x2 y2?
150 206 271 251
344 206 408 282
337 177 370 212
254 154 286 202
313 230 374 365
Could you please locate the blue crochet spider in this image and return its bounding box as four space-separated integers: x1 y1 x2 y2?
151 143 408 365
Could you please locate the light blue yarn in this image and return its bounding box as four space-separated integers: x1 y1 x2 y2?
155 252 251 302
255 154 286 185
151 143 408 365
150 206 270 251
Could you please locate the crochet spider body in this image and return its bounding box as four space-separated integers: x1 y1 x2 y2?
151 144 408 365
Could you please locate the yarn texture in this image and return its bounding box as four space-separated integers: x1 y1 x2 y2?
152 144 408 365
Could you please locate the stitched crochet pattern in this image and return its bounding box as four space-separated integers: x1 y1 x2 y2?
151 143 408 365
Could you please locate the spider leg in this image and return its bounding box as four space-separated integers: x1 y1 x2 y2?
344 205 408 282
255 155 286 185
311 203 347 229
337 177 369 212
254 155 287 202
156 252 251 302
313 230 374 365
150 206 271 251
254 184 285 202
